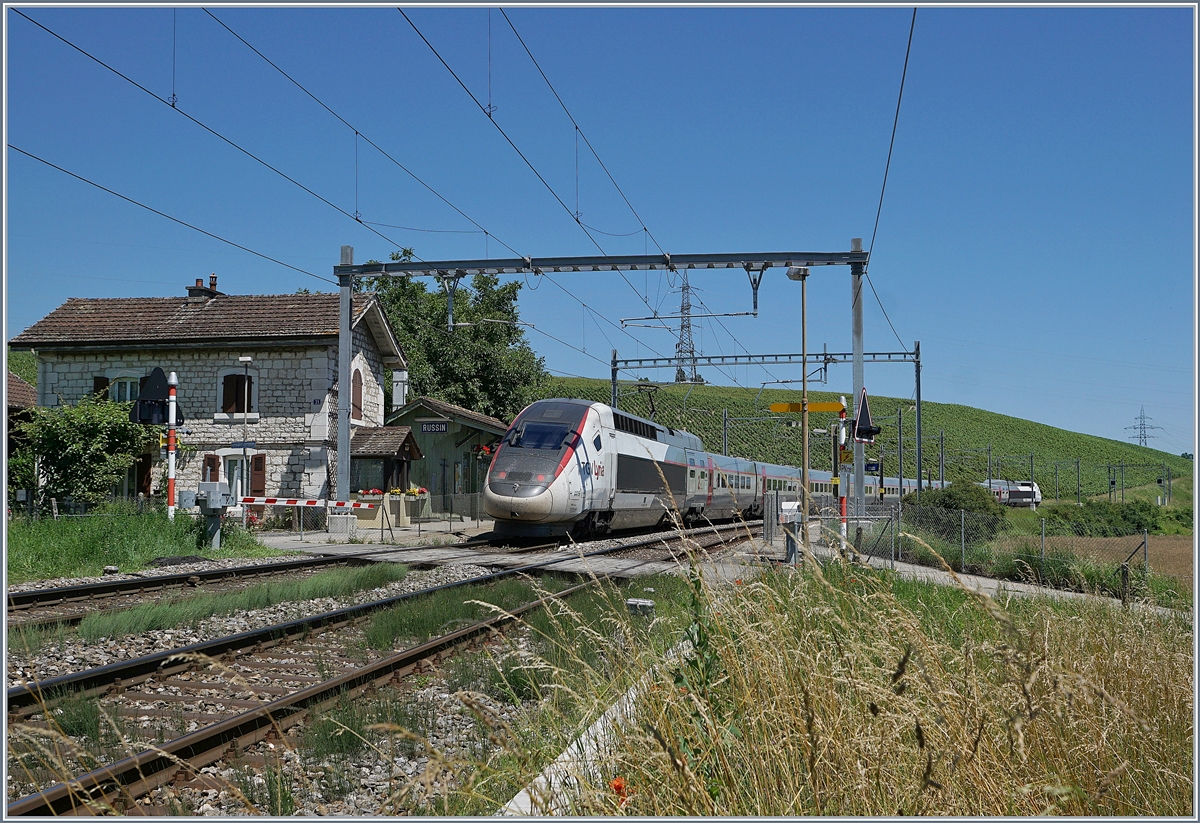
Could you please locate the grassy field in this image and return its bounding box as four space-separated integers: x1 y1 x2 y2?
430 555 1193 816
533 377 1192 500
6 346 38 387
5 505 288 584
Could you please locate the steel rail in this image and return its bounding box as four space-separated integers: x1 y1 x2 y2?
4 536 509 613
6 522 754 715
6 555 370 611
6 578 605 816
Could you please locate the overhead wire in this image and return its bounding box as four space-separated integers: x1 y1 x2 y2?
9 144 335 284
861 7 918 351
201 8 521 256
401 9 759 390
397 8 664 321
499 8 667 255
12 9 418 259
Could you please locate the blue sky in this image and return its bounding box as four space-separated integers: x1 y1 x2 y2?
4 4 1195 455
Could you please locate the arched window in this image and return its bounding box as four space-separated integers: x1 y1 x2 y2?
352 368 364 420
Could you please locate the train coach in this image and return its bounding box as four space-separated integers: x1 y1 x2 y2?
483 398 803 538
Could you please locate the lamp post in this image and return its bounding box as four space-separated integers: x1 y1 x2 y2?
239 355 252 528
786 265 811 563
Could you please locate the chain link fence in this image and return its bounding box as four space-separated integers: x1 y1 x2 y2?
892 503 1171 597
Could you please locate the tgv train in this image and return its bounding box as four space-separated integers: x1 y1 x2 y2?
482 398 943 538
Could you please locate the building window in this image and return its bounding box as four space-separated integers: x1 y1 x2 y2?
216 365 260 419
222 374 253 413
352 368 364 420
111 378 141 403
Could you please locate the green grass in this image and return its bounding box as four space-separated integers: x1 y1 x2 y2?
6 346 38 387
5 506 291 584
363 575 570 650
535 377 1192 497
66 563 408 642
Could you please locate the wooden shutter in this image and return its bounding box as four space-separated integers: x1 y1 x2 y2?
250 454 267 496
202 454 220 483
222 375 239 413
92 376 109 399
245 375 254 413
352 369 363 419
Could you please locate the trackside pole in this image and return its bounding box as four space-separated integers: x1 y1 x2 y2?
839 401 848 551
167 372 178 521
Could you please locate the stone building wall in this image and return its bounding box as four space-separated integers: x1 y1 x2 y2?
34 329 384 501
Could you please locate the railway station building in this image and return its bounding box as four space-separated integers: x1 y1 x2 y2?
9 275 408 504
385 396 508 510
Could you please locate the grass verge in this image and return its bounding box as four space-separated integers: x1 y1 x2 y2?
75 563 408 641
6 505 289 584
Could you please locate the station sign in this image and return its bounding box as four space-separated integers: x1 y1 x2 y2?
865 461 880 473
420 421 449 434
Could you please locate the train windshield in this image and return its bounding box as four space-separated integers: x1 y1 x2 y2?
500 402 588 451
508 422 572 450
489 402 589 490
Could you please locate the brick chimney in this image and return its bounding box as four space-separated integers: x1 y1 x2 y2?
187 273 223 301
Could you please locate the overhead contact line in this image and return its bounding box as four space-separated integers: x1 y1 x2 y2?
11 9 415 259
201 8 520 255
8 145 335 284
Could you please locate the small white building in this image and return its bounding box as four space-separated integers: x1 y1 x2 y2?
10 275 408 502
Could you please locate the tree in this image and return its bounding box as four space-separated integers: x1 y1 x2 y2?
370 251 548 422
17 396 160 505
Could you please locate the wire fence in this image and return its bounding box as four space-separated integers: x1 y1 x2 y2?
810 502 1185 599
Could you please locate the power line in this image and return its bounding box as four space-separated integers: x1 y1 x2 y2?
498 8 667 256
9 144 335 284
397 8 661 318
363 221 484 235
12 9 414 258
862 7 918 350
201 8 522 256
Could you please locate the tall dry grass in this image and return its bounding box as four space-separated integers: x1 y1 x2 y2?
494 542 1193 816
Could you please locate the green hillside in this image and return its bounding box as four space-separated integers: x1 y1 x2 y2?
6 347 37 387
533 377 1192 502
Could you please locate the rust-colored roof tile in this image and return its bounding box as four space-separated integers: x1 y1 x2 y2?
10 293 374 347
7 372 37 409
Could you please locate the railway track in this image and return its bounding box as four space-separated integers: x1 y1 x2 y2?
4 537 526 630
6 522 757 815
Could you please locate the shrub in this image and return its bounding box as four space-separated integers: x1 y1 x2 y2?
16 396 160 505
901 482 1006 519
1040 500 1160 537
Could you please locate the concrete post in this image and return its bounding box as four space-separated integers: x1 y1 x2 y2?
610 349 619 409
337 246 354 503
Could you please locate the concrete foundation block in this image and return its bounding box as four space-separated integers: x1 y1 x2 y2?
327 512 358 538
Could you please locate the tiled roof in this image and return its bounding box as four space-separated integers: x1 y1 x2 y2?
10 293 374 346
389 396 508 432
350 426 423 460
7 372 36 409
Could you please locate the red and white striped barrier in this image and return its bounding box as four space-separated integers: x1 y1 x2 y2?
239 497 376 510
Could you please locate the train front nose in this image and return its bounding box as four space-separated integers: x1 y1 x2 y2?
483 481 555 522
